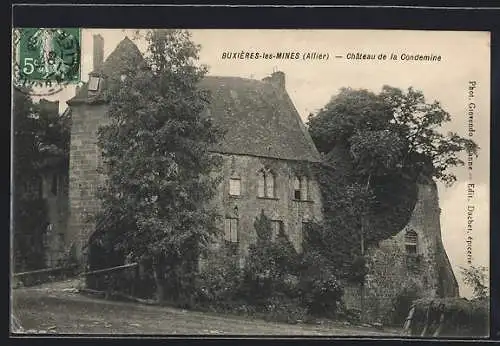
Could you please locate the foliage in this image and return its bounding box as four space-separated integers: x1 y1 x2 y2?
298 250 344 318
94 29 224 301
240 211 301 305
13 198 49 271
195 252 242 304
12 89 70 271
460 265 489 299
13 91 70 179
409 297 489 337
306 86 477 282
309 86 479 186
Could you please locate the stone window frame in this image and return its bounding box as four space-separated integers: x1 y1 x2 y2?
224 217 239 243
229 175 242 197
257 168 278 199
224 217 239 256
88 76 101 91
404 229 419 255
293 175 312 202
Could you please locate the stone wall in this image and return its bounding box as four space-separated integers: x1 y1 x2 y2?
66 103 109 262
206 154 323 262
66 101 323 267
343 182 459 324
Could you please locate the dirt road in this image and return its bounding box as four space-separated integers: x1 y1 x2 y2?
11 280 401 336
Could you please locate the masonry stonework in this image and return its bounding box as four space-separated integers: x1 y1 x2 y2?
343 181 459 323
209 154 323 259
67 103 109 261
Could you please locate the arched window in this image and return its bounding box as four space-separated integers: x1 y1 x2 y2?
405 229 418 254
257 169 276 198
266 171 275 198
257 170 266 197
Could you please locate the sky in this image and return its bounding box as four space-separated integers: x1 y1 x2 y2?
44 29 490 298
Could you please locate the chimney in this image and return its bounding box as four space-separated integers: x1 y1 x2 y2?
263 71 285 90
93 34 104 71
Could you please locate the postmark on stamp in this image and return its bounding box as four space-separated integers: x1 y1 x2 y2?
12 28 81 96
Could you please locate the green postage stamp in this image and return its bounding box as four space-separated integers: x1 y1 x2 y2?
13 28 81 95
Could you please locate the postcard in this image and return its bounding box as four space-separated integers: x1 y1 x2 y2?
11 28 490 338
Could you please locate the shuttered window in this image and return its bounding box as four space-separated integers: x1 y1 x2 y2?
224 218 238 243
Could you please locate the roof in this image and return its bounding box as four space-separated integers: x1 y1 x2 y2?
67 37 144 105
200 76 321 162
67 37 321 163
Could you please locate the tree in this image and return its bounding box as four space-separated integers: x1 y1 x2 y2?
308 86 478 250
95 30 224 303
460 265 489 300
307 86 478 317
12 89 70 271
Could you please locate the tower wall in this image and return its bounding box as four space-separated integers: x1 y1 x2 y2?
343 182 459 324
66 103 108 264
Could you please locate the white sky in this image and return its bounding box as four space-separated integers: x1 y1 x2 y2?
48 29 490 298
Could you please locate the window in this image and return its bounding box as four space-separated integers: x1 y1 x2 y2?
229 177 241 196
293 176 310 201
224 218 238 243
258 171 266 197
257 169 276 198
88 76 101 91
266 172 275 198
301 176 309 201
293 177 301 200
405 229 418 254
51 174 58 196
271 220 283 240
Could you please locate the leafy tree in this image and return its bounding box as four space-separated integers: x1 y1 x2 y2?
460 265 489 300
12 89 70 271
309 86 478 186
307 86 478 315
95 29 224 303
308 86 478 254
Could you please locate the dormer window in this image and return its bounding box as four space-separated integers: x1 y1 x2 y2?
88 76 101 91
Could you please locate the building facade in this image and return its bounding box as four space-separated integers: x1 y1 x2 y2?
64 36 323 262
58 35 457 323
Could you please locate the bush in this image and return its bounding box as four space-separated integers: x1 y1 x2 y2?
261 294 308 324
239 211 301 306
298 250 344 318
407 297 489 337
195 253 242 305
